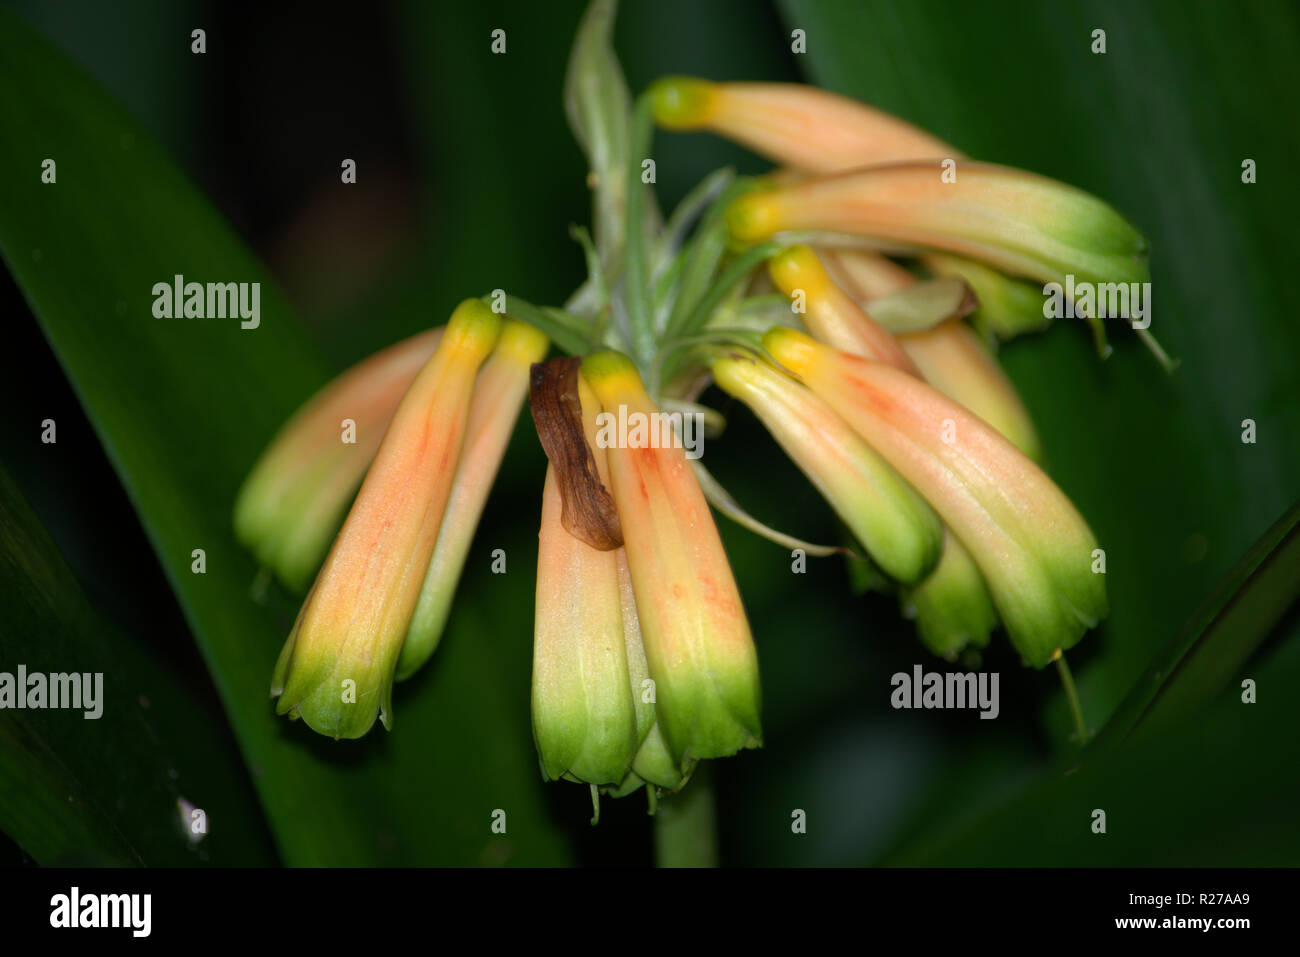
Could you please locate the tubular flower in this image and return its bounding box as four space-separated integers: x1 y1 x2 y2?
650 75 1048 461
234 327 442 591
272 300 502 738
799 249 1010 655
397 319 549 679
582 350 762 766
711 353 941 584
648 76 955 173
531 365 641 785
898 320 1041 461
234 0 1139 804
803 248 1041 460
763 327 1105 668
726 162 1149 291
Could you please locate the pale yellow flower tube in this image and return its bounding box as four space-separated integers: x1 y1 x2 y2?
271 300 501 739
234 327 442 591
711 353 941 584
582 350 761 766
397 319 549 680
763 328 1105 668
649 76 956 173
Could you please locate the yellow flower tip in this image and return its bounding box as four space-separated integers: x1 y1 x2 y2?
648 75 717 129
725 191 781 245
768 244 832 298
581 349 645 399
762 326 820 377
394 319 549 683
496 318 550 364
446 298 504 357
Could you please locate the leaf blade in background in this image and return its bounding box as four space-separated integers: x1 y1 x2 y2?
0 464 274 865
878 501 1300 864
0 5 569 865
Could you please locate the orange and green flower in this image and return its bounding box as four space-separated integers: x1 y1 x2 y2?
583 350 761 766
649 76 955 173
271 299 501 738
235 0 1137 805
763 327 1105 668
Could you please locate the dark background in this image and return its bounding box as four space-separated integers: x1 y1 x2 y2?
1 0 1297 866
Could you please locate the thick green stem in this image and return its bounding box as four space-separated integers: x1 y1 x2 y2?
653 763 718 867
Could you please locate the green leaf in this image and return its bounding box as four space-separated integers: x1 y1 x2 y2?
0 463 272 865
885 619 1300 867
880 497 1300 865
1089 499 1300 753
0 6 569 864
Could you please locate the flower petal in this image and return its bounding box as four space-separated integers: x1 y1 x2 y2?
235 328 442 590
649 77 954 173
728 162 1150 291
711 353 941 583
272 300 501 738
763 328 1105 667
397 319 549 680
582 350 762 763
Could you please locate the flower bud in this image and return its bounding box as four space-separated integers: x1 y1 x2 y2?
582 350 762 765
271 300 501 738
763 328 1105 667
727 162 1149 291
532 486 639 784
234 328 441 591
649 77 954 173
711 353 941 584
397 319 549 680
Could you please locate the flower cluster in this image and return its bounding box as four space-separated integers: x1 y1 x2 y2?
235 0 1152 805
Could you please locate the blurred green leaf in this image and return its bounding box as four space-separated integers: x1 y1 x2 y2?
0 5 568 864
879 500 1300 864
0 463 273 865
1092 499 1300 752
